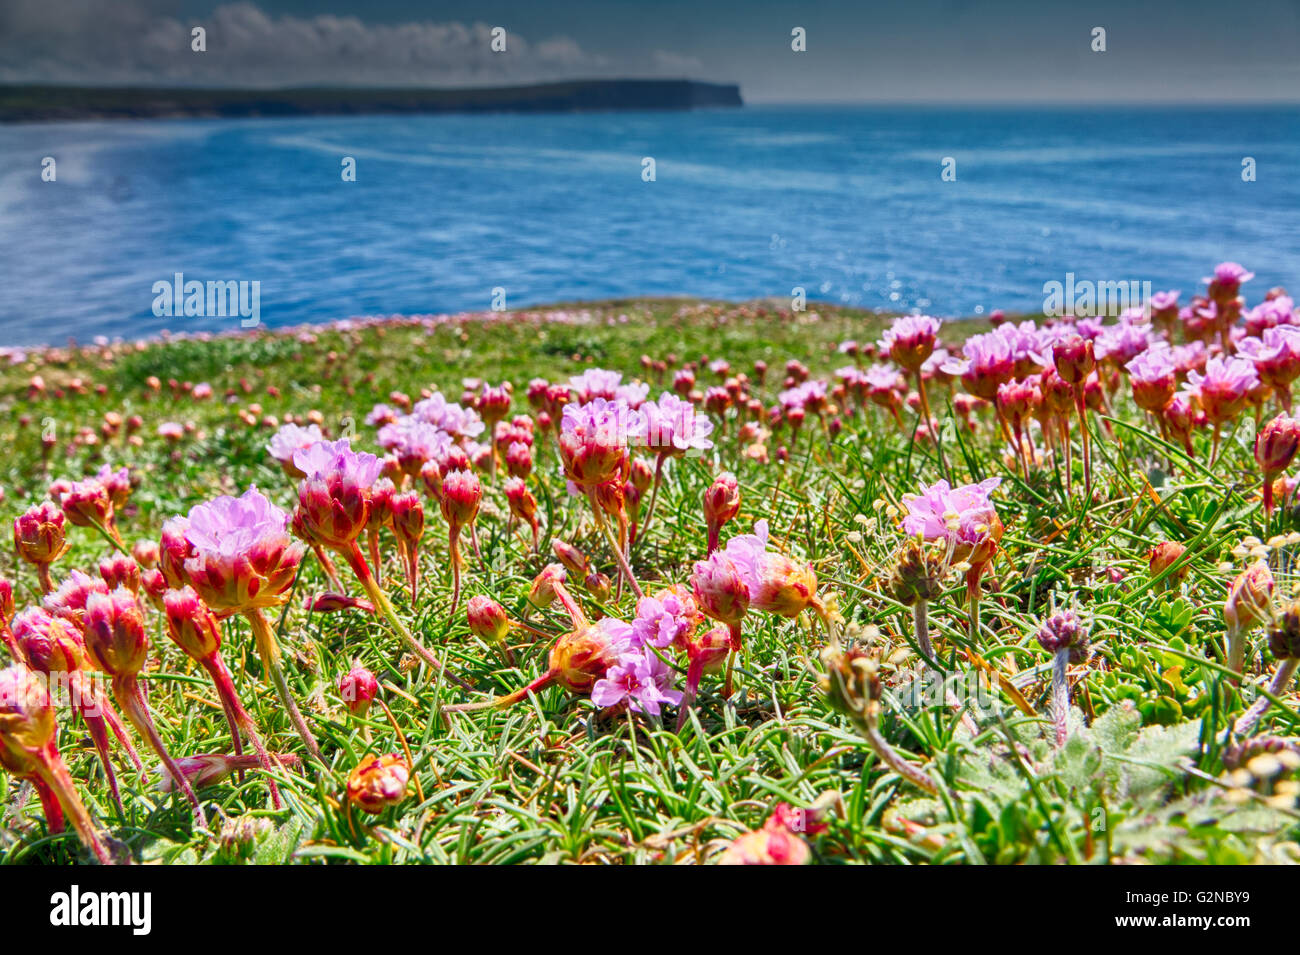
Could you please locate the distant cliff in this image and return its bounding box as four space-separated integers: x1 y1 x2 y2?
0 79 743 122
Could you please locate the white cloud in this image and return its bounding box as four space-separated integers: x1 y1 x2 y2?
0 1 615 87
650 50 706 77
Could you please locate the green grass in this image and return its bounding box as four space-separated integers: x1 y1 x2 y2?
1 298 1296 865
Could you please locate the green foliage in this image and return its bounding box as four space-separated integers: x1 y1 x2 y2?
0 299 1295 864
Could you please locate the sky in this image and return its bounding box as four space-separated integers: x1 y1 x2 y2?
2 0 1299 103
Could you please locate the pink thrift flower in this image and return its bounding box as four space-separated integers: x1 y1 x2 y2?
879 314 941 373
590 648 683 716
632 591 699 649
902 478 1002 557
641 392 714 454
411 393 485 439
267 423 324 473
1183 356 1260 424
941 333 1014 400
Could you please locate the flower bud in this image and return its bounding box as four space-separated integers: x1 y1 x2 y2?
163 586 222 661
1256 414 1300 479
338 662 380 717
1052 335 1095 386
132 539 160 569
0 577 13 625
391 490 424 550
366 478 396 532
505 441 533 479
140 568 169 610
158 518 191 588
439 469 481 529
304 592 376 614
585 572 612 603
12 607 88 674
0 664 56 765
750 555 819 618
1035 610 1089 664
94 467 130 507
528 564 567 609
99 553 141 594
688 624 732 673
548 622 628 693
503 476 537 522
552 540 589 577
346 753 409 814
1148 541 1189 587
59 480 112 529
691 553 750 625
629 457 654 495
43 569 108 630
156 752 298 793
13 503 68 566
888 539 948 606
1225 560 1275 634
467 595 510 645
83 588 149 677
704 473 741 543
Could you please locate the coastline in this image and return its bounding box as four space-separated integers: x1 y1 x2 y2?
0 297 1005 357
0 79 743 123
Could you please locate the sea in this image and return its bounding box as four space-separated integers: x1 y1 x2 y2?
1 105 1296 346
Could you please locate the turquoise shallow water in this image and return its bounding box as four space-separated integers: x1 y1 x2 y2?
1 105 1296 345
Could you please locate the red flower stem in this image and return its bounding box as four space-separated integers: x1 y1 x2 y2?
33 775 66 834
638 453 668 540
1 621 21 662
588 491 644 599
914 371 951 481
243 607 324 761
342 541 473 691
71 685 125 816
550 579 588 629
448 530 463 623
202 654 284 809
312 544 346 593
443 670 554 713
1074 389 1092 500
80 674 145 773
675 657 705 732
722 620 743 698
33 744 112 864
1060 416 1073 496
368 529 382 586
37 562 54 595
410 545 421 610
470 523 485 566
115 676 205 827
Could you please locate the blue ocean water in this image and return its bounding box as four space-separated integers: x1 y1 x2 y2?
1 105 1297 346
